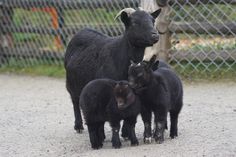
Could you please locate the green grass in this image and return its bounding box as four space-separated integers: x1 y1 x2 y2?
0 64 65 78
0 58 65 78
1 58 235 80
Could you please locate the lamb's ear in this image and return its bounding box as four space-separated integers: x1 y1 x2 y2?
130 60 135 66
151 9 161 19
152 60 159 71
147 55 157 69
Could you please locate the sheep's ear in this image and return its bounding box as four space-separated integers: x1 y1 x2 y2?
121 12 130 27
151 9 161 19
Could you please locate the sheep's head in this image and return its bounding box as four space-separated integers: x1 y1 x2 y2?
115 8 162 47
113 81 136 110
128 55 159 89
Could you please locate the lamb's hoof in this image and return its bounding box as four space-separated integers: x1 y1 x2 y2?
144 137 152 144
154 137 164 144
121 131 129 140
156 139 164 144
113 144 121 149
74 125 84 133
112 141 121 149
123 137 129 141
131 140 139 146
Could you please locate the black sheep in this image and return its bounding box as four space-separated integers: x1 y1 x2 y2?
128 56 183 144
80 79 141 149
64 8 161 133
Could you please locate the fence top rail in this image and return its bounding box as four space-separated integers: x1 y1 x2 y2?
0 0 139 9
0 0 235 9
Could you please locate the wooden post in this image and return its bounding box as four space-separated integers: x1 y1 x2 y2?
141 0 171 62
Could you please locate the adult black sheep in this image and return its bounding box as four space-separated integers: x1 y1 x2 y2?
64 8 162 133
128 55 183 144
80 79 141 149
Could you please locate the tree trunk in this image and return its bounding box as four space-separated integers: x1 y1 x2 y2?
141 0 171 62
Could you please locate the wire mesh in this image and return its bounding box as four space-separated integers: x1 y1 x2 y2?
0 0 235 77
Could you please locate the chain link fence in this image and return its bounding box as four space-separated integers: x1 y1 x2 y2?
0 0 235 78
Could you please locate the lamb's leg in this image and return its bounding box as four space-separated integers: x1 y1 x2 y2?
110 122 121 149
153 109 167 144
88 123 101 149
125 117 139 146
141 106 152 144
72 98 84 133
121 120 130 140
170 111 179 139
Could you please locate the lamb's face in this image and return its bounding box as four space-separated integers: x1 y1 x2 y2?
128 62 151 90
113 81 135 110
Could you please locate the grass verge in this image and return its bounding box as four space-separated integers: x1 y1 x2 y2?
1 59 236 81
0 58 65 78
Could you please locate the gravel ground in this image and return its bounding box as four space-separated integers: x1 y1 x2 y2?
0 74 236 157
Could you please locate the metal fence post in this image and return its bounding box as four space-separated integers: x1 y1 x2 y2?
141 0 171 62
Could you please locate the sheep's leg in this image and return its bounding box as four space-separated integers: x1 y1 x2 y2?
88 123 101 149
125 117 139 146
121 120 130 140
110 122 121 149
141 106 152 144
153 109 167 144
98 122 106 142
72 98 84 133
170 111 179 139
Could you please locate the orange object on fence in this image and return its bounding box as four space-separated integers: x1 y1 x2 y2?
32 7 62 49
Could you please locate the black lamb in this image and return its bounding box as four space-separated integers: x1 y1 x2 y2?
64 8 162 133
128 55 183 144
80 79 141 149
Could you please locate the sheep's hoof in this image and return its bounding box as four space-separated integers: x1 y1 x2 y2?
92 144 103 150
74 125 84 134
144 137 152 144
170 135 177 139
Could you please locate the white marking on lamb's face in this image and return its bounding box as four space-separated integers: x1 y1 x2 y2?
157 122 162 129
137 72 143 77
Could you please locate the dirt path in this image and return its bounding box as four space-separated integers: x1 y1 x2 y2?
0 74 235 157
